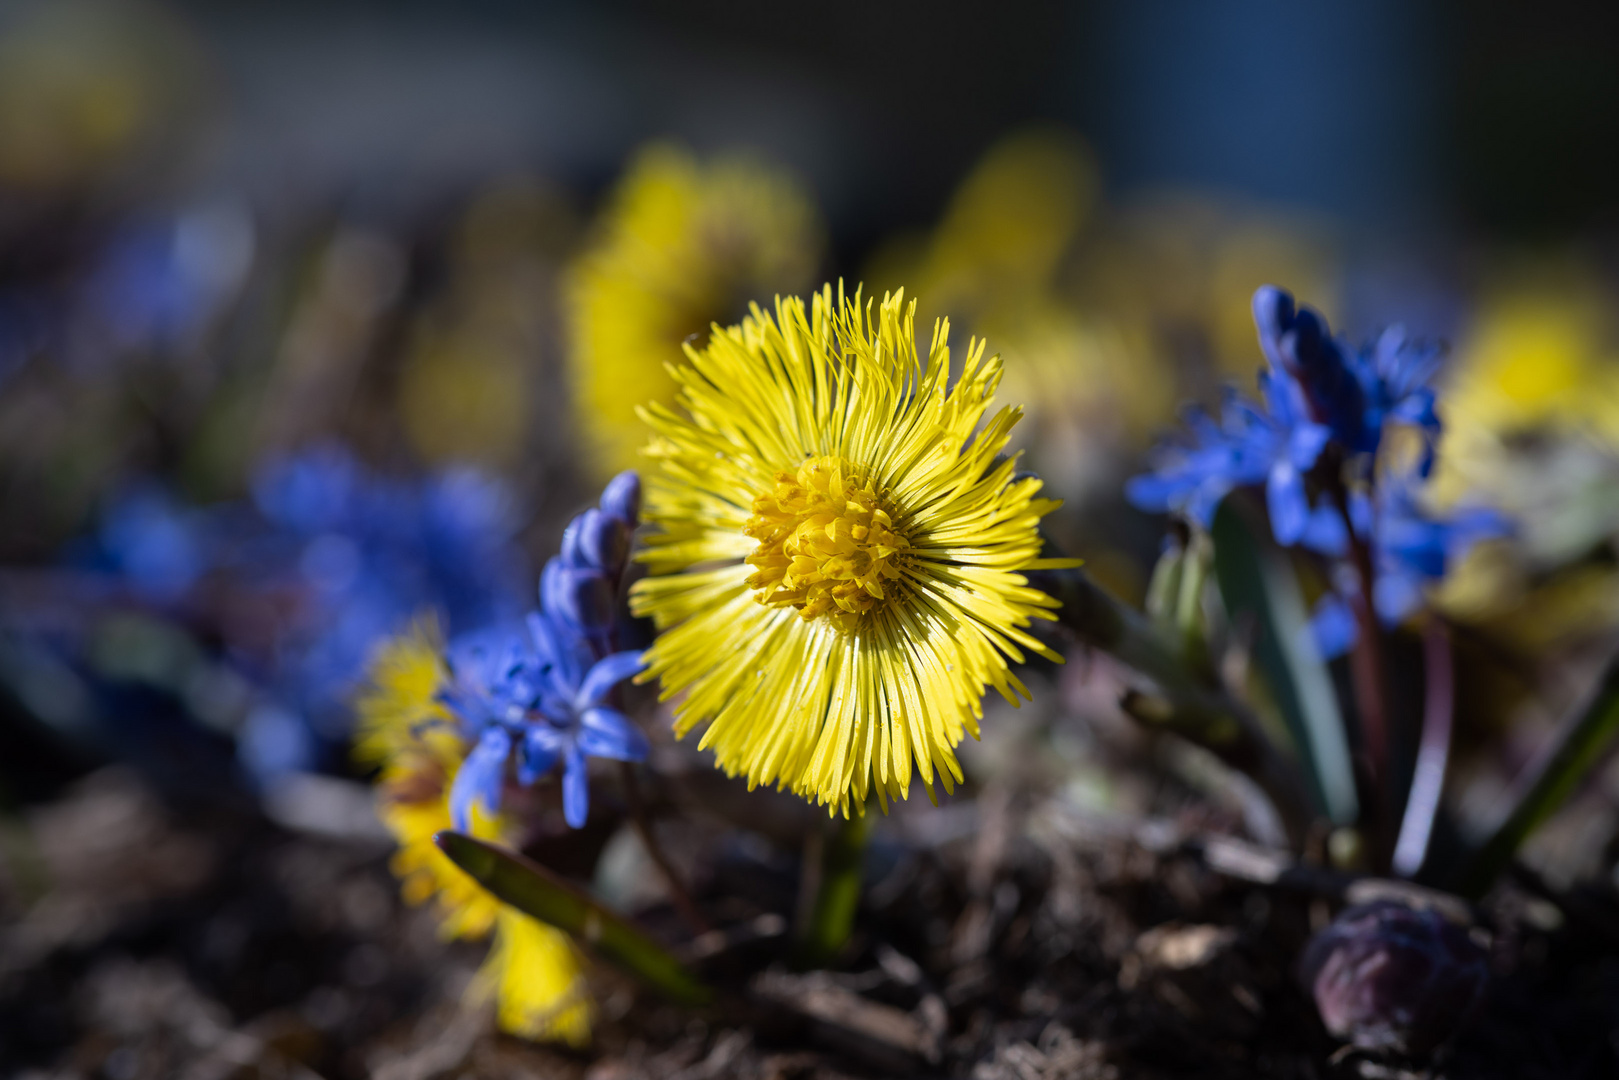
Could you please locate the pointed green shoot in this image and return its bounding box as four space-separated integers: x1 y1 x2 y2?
435 831 712 1006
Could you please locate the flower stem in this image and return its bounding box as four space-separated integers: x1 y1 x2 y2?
794 808 869 968
1392 618 1453 878
1325 477 1395 872
618 762 711 936
1033 564 1314 845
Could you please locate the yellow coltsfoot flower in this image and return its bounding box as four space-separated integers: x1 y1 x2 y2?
630 284 1075 815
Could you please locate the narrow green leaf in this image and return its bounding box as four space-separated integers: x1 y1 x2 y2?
435 831 712 1006
1212 500 1359 825
1456 650 1619 897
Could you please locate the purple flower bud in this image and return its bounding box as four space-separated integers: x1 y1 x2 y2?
1300 900 1489 1056
599 470 641 526
559 513 589 568
545 561 614 632
579 508 630 575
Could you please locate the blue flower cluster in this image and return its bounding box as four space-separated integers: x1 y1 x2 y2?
85 443 527 779
0 203 252 387
442 472 648 832
1129 286 1507 653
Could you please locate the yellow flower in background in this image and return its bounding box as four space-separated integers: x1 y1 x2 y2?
379 785 593 1046
884 126 1098 319
472 907 593 1046
357 625 593 1046
0 1 206 194
630 285 1074 815
1426 283 1619 634
354 621 459 773
566 143 824 476
1441 291 1619 452
1433 285 1619 525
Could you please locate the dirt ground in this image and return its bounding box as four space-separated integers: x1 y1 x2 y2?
2 763 1616 1080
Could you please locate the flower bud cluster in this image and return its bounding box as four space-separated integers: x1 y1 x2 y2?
443 472 648 831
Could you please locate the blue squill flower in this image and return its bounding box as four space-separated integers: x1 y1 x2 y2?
1309 471 1511 658
1134 287 1455 555
441 472 647 830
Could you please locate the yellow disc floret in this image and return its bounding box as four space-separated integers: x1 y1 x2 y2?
744 456 911 632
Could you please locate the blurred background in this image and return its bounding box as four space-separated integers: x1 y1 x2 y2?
5 0 1619 1047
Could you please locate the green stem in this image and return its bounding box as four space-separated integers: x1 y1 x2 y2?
794 808 869 968
1033 564 1314 845
1455 649 1619 898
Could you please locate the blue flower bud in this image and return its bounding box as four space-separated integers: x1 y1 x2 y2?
559 514 589 568
543 560 614 632
599 470 641 526
1300 900 1489 1056
580 508 631 575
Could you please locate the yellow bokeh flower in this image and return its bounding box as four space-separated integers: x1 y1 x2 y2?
357 623 592 1045
566 143 824 476
471 907 593 1047
630 284 1074 815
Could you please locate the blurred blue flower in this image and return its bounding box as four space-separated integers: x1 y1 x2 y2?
76 444 528 783
1126 366 1341 550
440 471 646 831
91 484 214 604
1136 285 1507 660
1133 286 1459 553
234 445 526 776
1310 471 1511 657
76 203 255 362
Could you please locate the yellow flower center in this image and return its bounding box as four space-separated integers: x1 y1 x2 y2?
743 455 910 632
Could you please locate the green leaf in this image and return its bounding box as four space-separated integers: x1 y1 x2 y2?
435 831 712 1006
1212 499 1358 825
1455 651 1619 897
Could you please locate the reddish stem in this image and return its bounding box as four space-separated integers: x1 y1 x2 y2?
618 762 711 936
1329 480 1394 870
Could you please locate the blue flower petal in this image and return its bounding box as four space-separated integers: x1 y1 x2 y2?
1288 422 1332 470
1267 461 1310 546
449 725 511 832
577 650 646 708
1310 594 1359 660
517 725 562 785
1185 479 1234 529
578 706 650 762
599 471 642 525
1373 570 1425 626
562 745 589 828
1348 491 1375 538
1300 504 1350 558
